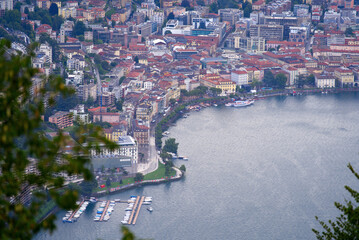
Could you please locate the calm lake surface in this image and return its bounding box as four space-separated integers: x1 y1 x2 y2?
36 92 359 240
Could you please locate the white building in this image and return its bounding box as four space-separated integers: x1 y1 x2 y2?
0 0 13 10
89 136 138 164
69 104 90 124
66 71 83 85
284 66 299 86
143 80 153 90
315 74 336 88
38 43 52 63
231 70 248 86
162 19 191 35
151 10 164 26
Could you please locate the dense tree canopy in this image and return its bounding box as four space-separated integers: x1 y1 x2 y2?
73 21 87 38
49 3 59 16
163 138 179 154
0 39 115 239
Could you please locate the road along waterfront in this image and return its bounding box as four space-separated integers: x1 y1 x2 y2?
35 92 359 240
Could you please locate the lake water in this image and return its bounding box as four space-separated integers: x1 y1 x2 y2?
35 92 359 240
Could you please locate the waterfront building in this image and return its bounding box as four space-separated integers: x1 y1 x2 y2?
283 66 299 86
314 73 336 88
334 67 354 87
49 111 73 129
201 75 236 95
231 70 249 86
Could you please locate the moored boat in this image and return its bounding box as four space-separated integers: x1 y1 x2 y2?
225 100 254 107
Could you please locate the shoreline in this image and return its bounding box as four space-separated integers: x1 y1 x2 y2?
38 88 359 222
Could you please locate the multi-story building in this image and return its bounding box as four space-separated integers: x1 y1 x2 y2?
151 10 164 26
77 83 97 102
289 27 308 43
137 21 156 37
49 111 73 129
0 0 13 10
67 55 85 71
89 136 138 163
250 25 284 41
264 16 298 39
218 8 243 25
201 75 236 95
69 104 90 124
133 121 149 146
136 102 153 122
284 66 299 86
246 37 265 53
104 124 127 142
334 68 354 87
93 112 120 123
315 74 336 88
324 10 340 25
231 70 249 86
293 4 310 17
59 6 77 18
98 92 116 106
36 0 50 9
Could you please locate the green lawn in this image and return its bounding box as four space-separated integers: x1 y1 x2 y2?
95 177 135 192
95 161 176 192
144 161 176 180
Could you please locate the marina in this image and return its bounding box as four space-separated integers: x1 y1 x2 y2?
121 196 152 225
63 200 89 223
99 201 110 222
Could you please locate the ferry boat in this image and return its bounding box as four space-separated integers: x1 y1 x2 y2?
225 100 254 108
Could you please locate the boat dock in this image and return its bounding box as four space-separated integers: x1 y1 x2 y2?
66 200 84 222
127 197 140 224
99 201 110 222
131 196 145 225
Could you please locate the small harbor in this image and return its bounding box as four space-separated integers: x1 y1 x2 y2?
122 196 152 225
62 200 89 223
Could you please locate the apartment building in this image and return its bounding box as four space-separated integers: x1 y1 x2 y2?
49 111 73 129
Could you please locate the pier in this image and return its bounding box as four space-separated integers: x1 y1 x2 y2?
99 201 110 222
132 196 145 225
67 200 84 222
127 197 140 224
